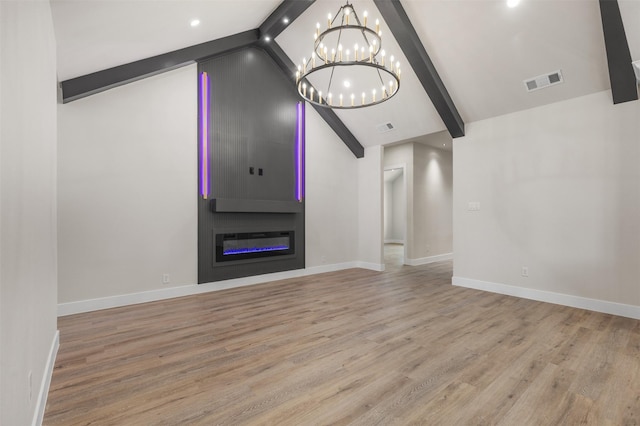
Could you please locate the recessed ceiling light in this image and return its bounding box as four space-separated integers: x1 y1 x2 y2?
264 36 271 42
283 17 290 24
343 80 351 88
190 19 200 27
507 0 520 8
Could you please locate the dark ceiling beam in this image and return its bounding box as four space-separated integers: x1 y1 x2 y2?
260 40 365 158
60 29 259 103
374 0 465 138
599 0 638 104
259 0 316 41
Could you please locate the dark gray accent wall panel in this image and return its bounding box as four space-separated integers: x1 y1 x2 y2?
198 47 304 283
260 41 365 158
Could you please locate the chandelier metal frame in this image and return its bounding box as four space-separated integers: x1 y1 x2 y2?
295 2 401 109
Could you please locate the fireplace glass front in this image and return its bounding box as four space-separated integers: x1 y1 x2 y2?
215 231 295 262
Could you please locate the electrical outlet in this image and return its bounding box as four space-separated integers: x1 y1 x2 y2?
162 274 170 284
521 267 529 277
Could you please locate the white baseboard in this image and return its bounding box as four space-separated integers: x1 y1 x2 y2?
58 262 384 316
453 276 640 320
33 330 59 426
405 252 453 266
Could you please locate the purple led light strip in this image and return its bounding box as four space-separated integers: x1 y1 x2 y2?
200 72 210 199
295 102 304 202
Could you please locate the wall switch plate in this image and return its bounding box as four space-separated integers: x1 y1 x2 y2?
162 274 170 284
521 267 528 277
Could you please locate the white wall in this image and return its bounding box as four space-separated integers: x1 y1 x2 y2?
413 143 453 259
57 66 198 303
305 106 359 267
454 90 640 314
357 145 384 269
0 1 59 424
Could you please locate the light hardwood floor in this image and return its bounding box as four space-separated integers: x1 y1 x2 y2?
44 254 640 425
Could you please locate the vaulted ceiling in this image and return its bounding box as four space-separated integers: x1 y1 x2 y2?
51 0 640 152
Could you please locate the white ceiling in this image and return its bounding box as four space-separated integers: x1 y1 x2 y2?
50 0 639 149
51 0 282 80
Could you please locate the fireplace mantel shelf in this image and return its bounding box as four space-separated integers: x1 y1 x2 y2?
210 198 302 214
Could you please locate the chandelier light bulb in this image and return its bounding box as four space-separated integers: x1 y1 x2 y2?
339 93 343 107
362 92 365 105
351 93 355 106
376 19 380 33
363 11 368 27
310 87 314 102
372 88 377 102
328 13 332 28
318 91 322 103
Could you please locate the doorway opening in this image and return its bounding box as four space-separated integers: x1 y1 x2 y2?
383 165 407 270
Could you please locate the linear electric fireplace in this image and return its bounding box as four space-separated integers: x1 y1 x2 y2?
215 231 295 263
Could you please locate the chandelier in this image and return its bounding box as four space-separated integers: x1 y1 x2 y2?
295 2 401 109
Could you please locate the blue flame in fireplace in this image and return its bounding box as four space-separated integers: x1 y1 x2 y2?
223 245 290 256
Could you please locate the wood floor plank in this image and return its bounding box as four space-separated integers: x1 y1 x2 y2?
44 246 640 425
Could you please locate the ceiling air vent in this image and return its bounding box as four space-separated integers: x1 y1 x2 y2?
524 70 564 92
376 122 395 133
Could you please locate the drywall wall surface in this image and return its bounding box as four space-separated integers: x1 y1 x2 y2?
57 66 198 303
0 1 59 424
454 90 640 306
358 145 384 267
305 106 359 267
413 143 453 258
